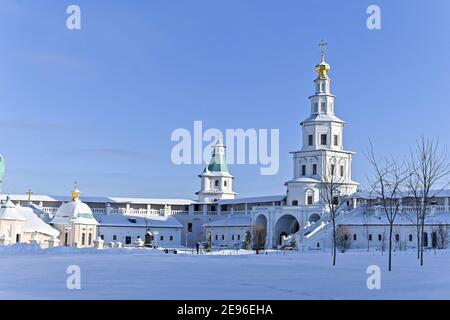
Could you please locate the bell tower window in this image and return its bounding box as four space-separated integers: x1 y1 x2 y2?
334 135 339 146
314 103 318 113
320 134 327 145
308 135 313 146
321 102 327 113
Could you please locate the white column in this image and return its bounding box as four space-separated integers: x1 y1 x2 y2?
445 197 449 212
265 212 274 249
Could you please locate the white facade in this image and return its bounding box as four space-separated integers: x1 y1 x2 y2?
285 51 358 207
203 216 251 248
51 188 98 248
95 213 182 247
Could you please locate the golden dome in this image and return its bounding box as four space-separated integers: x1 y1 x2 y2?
71 181 81 201
315 40 330 80
315 54 331 80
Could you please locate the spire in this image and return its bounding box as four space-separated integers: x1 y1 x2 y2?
71 181 81 201
315 40 331 80
207 136 229 173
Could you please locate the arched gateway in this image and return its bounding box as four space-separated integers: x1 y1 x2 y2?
274 214 300 246
254 214 267 250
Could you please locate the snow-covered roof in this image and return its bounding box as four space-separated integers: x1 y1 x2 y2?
203 216 252 228
341 209 450 226
19 205 60 237
301 114 345 124
351 189 450 200
284 177 321 184
0 194 195 205
199 170 233 178
109 197 194 205
51 199 98 225
0 201 59 237
93 213 182 228
217 195 285 205
0 199 26 221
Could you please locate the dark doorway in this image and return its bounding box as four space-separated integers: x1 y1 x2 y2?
145 232 153 247
125 236 131 245
432 232 438 249
423 232 429 247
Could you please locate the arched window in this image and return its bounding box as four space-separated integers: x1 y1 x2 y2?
305 189 315 205
88 233 92 245
81 233 86 246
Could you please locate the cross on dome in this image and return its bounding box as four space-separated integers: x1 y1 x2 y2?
319 39 327 60
315 40 331 80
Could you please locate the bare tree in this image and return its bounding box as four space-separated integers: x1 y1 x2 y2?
362 213 371 252
380 229 386 255
367 142 409 271
319 155 354 266
402 170 426 260
252 224 266 254
335 226 352 253
436 224 449 249
409 137 450 266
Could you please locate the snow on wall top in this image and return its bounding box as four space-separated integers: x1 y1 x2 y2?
93 213 183 228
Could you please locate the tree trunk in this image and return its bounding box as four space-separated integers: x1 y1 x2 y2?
420 220 425 266
416 227 420 260
332 213 336 266
388 223 393 271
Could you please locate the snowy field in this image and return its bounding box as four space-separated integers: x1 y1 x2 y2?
0 245 449 300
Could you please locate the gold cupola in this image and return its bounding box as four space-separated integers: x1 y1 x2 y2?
315 40 331 80
71 181 81 201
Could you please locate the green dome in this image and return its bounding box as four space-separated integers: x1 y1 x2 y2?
207 152 229 172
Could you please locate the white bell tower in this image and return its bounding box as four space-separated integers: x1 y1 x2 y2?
196 137 236 203
285 41 358 206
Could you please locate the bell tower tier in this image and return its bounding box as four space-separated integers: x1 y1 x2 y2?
285 42 359 206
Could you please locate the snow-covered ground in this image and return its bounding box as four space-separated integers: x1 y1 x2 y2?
0 245 449 300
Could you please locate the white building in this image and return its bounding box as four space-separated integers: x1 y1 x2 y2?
203 216 252 249
0 197 59 248
94 212 182 247
1 44 450 253
50 187 98 248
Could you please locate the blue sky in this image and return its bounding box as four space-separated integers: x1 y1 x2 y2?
0 0 449 198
